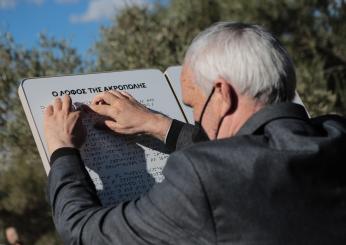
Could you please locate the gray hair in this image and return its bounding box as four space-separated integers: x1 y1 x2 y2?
184 22 296 104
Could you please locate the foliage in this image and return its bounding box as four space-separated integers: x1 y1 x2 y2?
0 0 345 244
0 33 81 244
96 0 346 116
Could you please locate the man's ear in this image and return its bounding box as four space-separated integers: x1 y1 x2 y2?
214 78 238 117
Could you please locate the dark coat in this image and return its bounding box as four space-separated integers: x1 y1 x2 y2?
47 102 346 244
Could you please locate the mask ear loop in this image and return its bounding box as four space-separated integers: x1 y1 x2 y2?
192 87 215 142
215 110 225 139
199 87 215 125
199 86 227 139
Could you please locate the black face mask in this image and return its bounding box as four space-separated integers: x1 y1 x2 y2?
192 87 215 143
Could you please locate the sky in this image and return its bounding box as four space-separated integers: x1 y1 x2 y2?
0 0 165 56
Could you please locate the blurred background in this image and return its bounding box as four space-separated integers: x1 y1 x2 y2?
0 0 345 244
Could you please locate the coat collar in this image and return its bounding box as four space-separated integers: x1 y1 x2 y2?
236 102 309 136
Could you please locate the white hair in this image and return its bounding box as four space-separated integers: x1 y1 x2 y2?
184 22 296 104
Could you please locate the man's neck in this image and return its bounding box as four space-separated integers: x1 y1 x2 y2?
217 96 264 139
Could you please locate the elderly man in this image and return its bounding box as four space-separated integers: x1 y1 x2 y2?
45 22 346 244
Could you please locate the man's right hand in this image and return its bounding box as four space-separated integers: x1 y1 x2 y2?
90 90 172 142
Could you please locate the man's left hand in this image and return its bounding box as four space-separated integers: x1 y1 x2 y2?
44 95 85 156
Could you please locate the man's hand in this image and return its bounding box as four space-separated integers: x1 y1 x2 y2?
44 95 85 156
90 90 172 141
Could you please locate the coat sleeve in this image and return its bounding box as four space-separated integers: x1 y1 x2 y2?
165 119 196 152
47 148 215 245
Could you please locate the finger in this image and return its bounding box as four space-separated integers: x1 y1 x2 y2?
53 97 62 112
104 120 129 134
73 111 82 120
104 120 118 130
44 105 54 117
62 95 72 113
119 91 135 100
67 111 81 126
108 90 128 99
93 117 113 130
90 104 114 118
70 110 81 120
104 120 136 135
91 92 118 105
